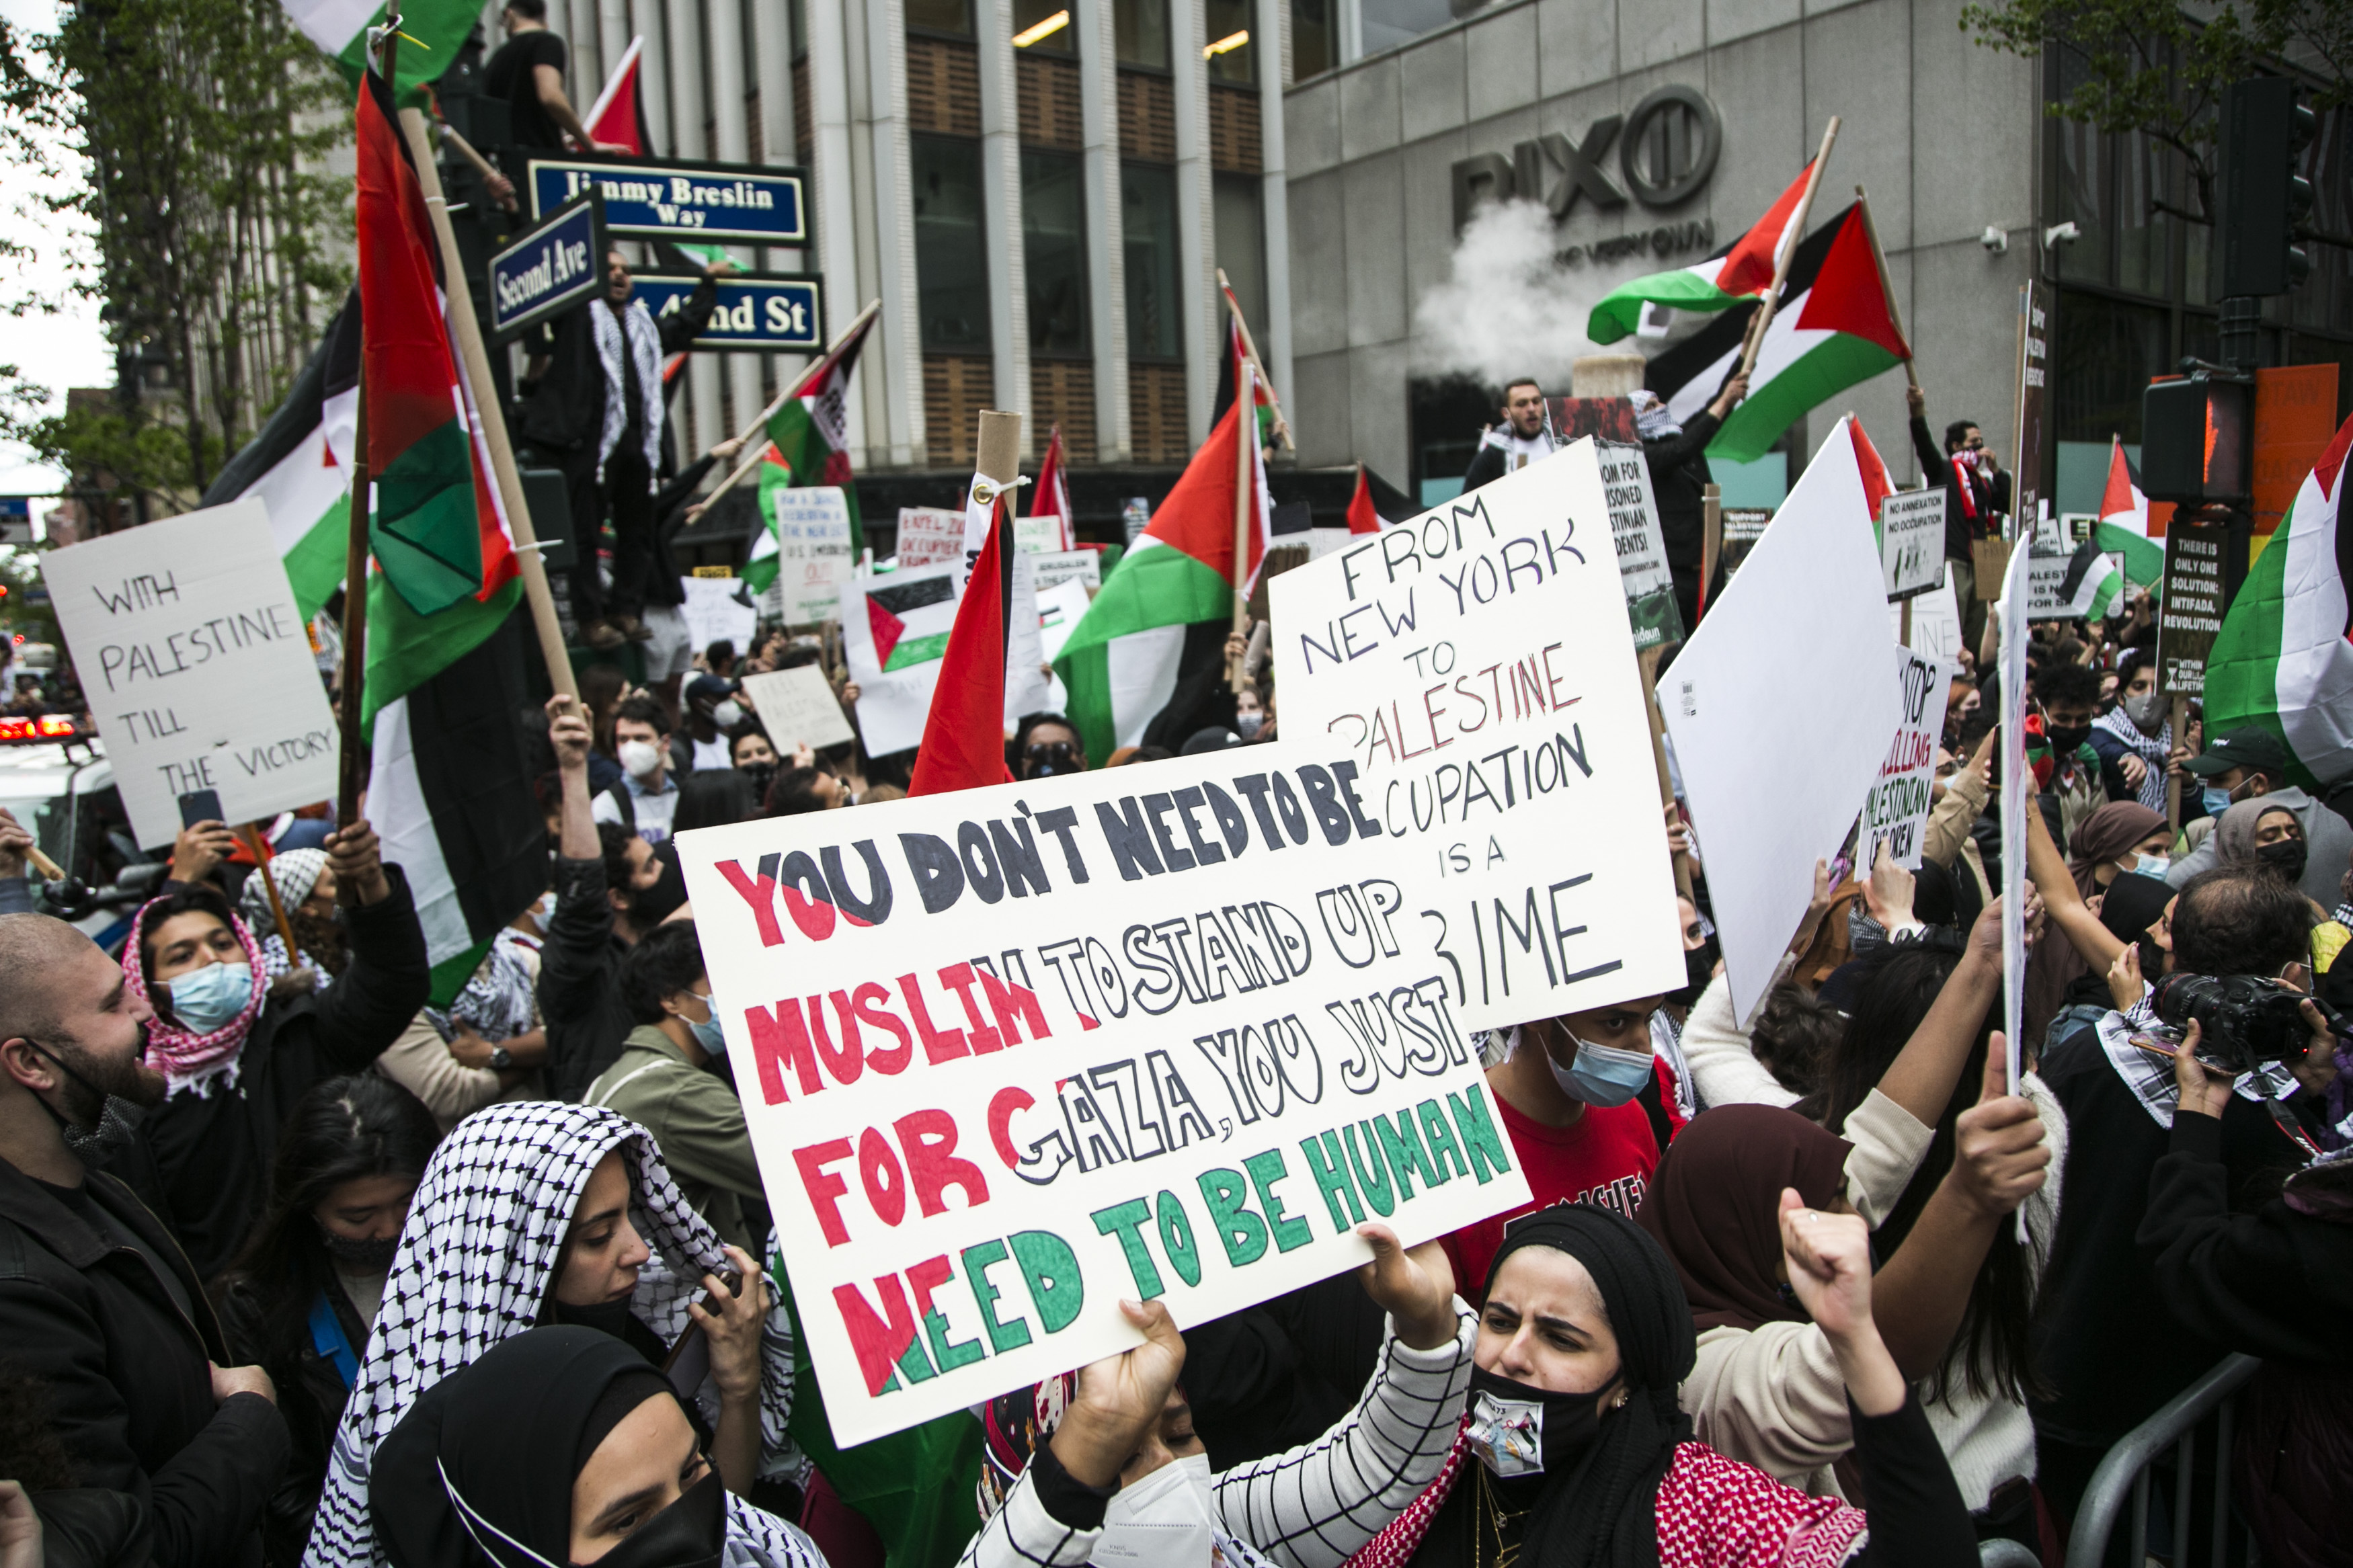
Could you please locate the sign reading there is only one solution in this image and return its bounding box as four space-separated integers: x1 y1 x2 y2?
488 192 609 342
632 273 826 352
528 156 809 245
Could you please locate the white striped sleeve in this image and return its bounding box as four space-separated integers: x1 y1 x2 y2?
959 1462 1103 1568
1210 1305 1477 1568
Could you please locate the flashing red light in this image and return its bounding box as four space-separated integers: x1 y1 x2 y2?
0 715 77 743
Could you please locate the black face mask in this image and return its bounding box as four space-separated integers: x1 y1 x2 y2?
2257 839 2309 882
582 1469 725 1568
629 856 689 925
1461 1364 1608 1479
2044 723 2092 755
25 1039 153 1165
1667 940 1719 1009
317 1225 401 1272
1022 741 1080 779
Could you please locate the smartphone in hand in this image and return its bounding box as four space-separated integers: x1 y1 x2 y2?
178 788 225 828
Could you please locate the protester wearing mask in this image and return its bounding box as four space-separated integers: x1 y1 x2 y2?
2168 727 2353 907
376 914 549 1131
594 694 684 844
2089 650 2172 813
1234 684 1271 741
1011 712 1089 778
545 700 687 1100
1630 374 1749 632
372 1326 822 1568
2020 801 2166 1051
1907 387 2006 657
676 673 746 774
241 849 346 996
303 1102 797 1567
2212 797 2318 889
2026 663 2110 852
0 913 292 1568
212 1076 440 1565
964 1224 1473 1568
586 922 763 1252
115 817 428 1280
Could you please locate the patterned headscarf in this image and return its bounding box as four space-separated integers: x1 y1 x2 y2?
241 848 328 929
301 1101 805 1567
978 1372 1078 1520
424 928 541 1044
119 893 268 1098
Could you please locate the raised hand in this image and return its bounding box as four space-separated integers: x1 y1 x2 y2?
1048 1298 1187 1487
1355 1223 1458 1350
1948 1039 2050 1219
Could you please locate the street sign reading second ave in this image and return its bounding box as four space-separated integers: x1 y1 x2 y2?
488 192 609 341
632 273 826 351
528 156 808 245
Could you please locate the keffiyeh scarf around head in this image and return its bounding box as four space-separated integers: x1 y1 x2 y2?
300 1101 805 1567
1628 388 1682 441
592 297 664 488
119 896 268 1098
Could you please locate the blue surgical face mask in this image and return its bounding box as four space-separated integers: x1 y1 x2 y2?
684 991 727 1057
1534 1026 1653 1108
2132 852 2171 880
2203 785 2234 819
166 959 253 1033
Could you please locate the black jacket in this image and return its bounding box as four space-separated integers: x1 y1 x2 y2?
1640 411 1723 629
107 868 431 1278
0 1159 291 1567
1908 415 2003 564
520 279 721 458
541 850 637 1100
212 1269 368 1567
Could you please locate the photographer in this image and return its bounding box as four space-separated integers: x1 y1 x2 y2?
2030 868 2334 1543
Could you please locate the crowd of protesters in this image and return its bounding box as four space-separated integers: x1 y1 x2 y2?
5 361 2352 1568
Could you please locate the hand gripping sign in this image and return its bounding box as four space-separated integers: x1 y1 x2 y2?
676 752 1531 1446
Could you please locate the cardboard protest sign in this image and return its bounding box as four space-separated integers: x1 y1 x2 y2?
764 488 854 624
2157 523 2227 696
1858 650 1951 870
1595 442 1683 650
895 507 964 569
839 556 1049 758
681 576 758 661
674 751 1531 1445
45 499 341 849
742 666 858 753
1269 441 1684 1031
1663 417 1903 1027
1879 489 1944 602
1889 573 1963 662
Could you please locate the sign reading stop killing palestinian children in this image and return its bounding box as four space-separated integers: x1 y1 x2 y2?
43 497 341 850
1857 649 1951 871
674 751 1531 1446
1268 438 1685 1032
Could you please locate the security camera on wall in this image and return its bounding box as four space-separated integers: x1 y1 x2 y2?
1981 226 2010 253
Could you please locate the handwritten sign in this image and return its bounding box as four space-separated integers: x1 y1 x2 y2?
895 507 965 570
680 576 758 663
1269 440 1684 1030
740 665 857 753
674 751 1529 1445
44 499 340 848
1595 441 1683 650
764 487 854 624
1031 549 1103 591
1858 651 1951 870
1880 489 1944 602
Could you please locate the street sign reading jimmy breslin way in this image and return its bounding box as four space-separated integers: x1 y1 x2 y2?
488 191 610 343
631 272 826 352
528 154 809 246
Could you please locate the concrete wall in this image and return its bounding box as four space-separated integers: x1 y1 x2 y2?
1282 0 2042 487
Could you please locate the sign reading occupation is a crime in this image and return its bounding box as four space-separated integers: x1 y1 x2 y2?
632 273 826 352
528 156 809 245
44 497 340 849
674 751 1531 1446
488 191 609 342
1269 440 1685 1032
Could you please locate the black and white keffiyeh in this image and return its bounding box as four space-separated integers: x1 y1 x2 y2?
1628 388 1683 441
422 928 541 1044
2093 999 2301 1129
301 1101 805 1567
592 297 664 488
2093 707 2172 813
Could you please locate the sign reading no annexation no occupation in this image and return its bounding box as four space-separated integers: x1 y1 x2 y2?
528 155 808 245
632 273 826 352
489 192 610 342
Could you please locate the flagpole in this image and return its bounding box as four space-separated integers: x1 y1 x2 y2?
1735 116 1840 382
1854 183 1918 391
1216 270 1295 454
339 24 398 829
396 103 577 709
1230 358 1256 694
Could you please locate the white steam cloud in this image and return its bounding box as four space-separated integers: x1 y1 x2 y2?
1412 200 1644 389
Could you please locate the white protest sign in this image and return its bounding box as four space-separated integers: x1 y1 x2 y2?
1890 571 1964 661
1858 649 1951 870
1997 540 2032 1097
1879 488 1944 601
767 488 855 623
839 553 1049 758
681 575 758 660
1595 441 1683 650
741 665 858 753
675 749 1531 1446
1032 549 1102 591
2026 545 2120 620
1308 526 1355 561
1013 513 1064 556
45 498 340 849
1270 440 1683 1030
1663 417 1904 1026
1037 578 1093 667
895 507 965 569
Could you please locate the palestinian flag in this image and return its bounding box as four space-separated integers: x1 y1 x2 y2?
356 62 538 1003
1644 202 1911 464
1588 161 1815 345
199 293 358 622
2202 411 2353 789
909 495 1018 794
582 36 652 152
767 302 882 552
865 573 959 673
1053 368 1270 763
744 444 799 595
2097 436 2165 587
1029 426 1076 552
276 0 478 97
1209 304 1277 446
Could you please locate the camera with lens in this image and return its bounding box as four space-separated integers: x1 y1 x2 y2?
2151 972 2344 1075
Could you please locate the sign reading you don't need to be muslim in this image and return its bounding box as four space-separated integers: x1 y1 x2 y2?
675 751 1532 1446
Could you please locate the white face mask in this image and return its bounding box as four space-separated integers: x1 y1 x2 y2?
711 700 745 729
1096 1453 1214 1568
619 739 664 778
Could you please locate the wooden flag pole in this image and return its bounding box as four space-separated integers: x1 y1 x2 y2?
1736 116 1841 381
397 104 577 709
1854 183 1919 391
1638 646 1694 900
1230 359 1256 694
1700 481 1722 618
237 824 302 957
2167 694 2186 831
1216 270 1295 454
692 439 774 519
339 25 397 828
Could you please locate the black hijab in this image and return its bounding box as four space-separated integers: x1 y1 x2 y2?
1484 1205 1698 1568
373 1325 678 1567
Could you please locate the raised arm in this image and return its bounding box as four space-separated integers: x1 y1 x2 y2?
2023 799 2123 975
1854 898 2003 1131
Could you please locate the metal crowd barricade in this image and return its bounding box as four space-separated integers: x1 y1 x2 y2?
2063 1354 2263 1568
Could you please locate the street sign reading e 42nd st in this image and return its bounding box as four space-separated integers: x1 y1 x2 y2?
488 192 610 342
528 156 808 246
631 273 826 352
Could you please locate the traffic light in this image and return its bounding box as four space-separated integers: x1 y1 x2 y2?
2142 371 2251 504
2219 77 2317 298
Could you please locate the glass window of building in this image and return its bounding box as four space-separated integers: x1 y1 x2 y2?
908 0 973 36
1024 149 1090 355
1290 0 1330 79
1213 172 1265 333
1203 0 1252 83
1012 0 1076 54
1358 0 1449 57
1114 0 1168 68
912 135 990 351
1123 163 1182 360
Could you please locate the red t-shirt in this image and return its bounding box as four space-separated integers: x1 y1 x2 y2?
1438 1089 1661 1301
